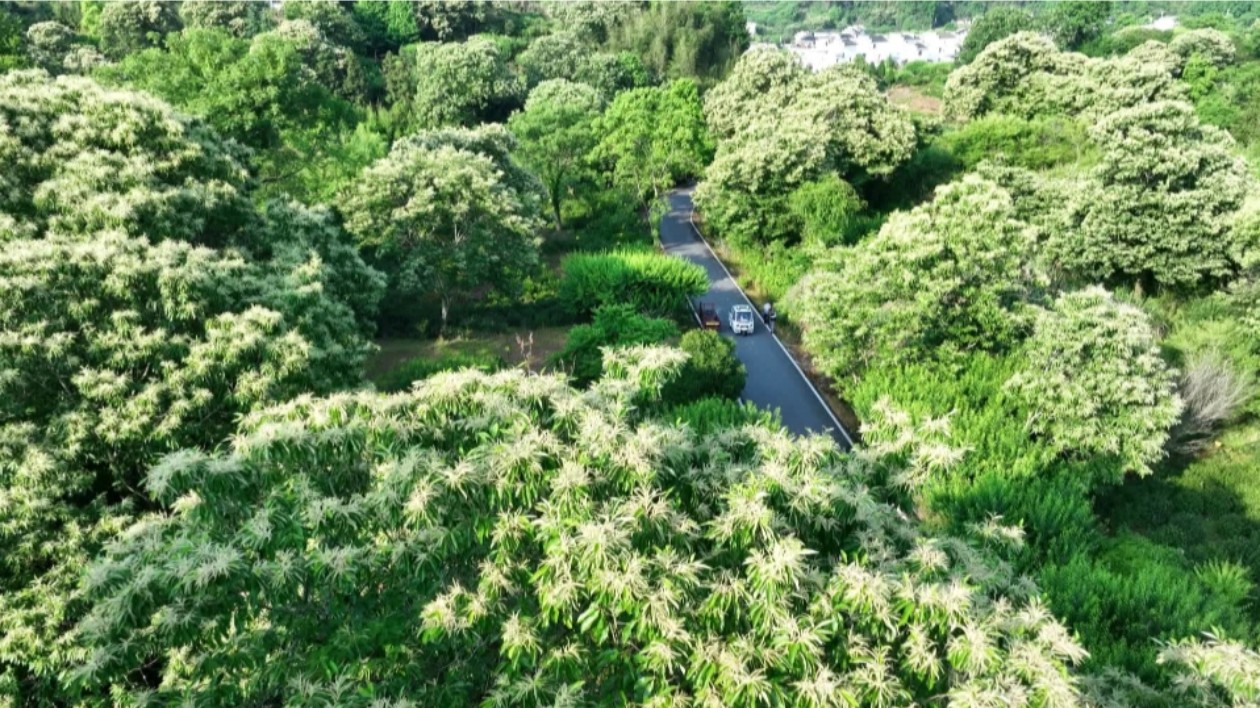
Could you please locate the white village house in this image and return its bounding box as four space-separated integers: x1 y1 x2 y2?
777 24 968 70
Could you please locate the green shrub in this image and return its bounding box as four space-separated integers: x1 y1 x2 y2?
374 351 504 392
890 60 952 97
787 174 867 247
552 303 678 385
663 396 781 435
938 114 1092 171
558 249 708 320
1039 535 1257 683
660 330 746 406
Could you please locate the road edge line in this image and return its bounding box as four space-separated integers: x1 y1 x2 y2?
684 203 856 448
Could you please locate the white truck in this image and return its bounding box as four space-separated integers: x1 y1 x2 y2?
729 304 755 335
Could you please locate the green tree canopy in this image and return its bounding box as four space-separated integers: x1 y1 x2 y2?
602 0 749 85
516 30 586 88
342 127 544 331
1042 0 1112 50
697 49 914 244
958 6 1036 64
94 22 364 200
410 34 524 128
1006 287 1182 479
509 79 605 229
791 176 1040 382
24 21 103 74
944 31 1186 123
591 79 711 216
72 351 1087 705
179 0 273 38
1054 101 1251 289
282 0 365 51
96 0 180 58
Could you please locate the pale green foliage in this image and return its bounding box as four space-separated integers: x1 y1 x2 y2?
411 35 523 128
517 30 586 87
798 64 918 177
342 127 544 328
1055 101 1251 288
1007 287 1182 478
74 350 1085 705
25 21 102 74
1158 635 1260 706
264 19 366 100
0 71 381 704
944 32 1075 122
791 176 1040 381
96 0 180 58
702 46 807 141
282 0 364 50
542 1 642 44
179 0 274 38
695 118 827 244
509 79 605 228
944 32 1185 123
0 70 252 246
592 79 710 212
1169 29 1236 70
698 49 913 243
411 0 489 42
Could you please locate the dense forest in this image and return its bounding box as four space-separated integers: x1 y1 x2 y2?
0 0 1258 705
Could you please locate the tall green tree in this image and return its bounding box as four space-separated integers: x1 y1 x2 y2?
95 23 364 201
603 0 749 85
179 0 274 38
509 79 605 229
342 127 544 332
958 6 1036 64
96 0 180 58
1055 101 1251 289
591 79 711 223
792 176 1040 381
697 51 914 244
1042 0 1112 50
410 35 524 128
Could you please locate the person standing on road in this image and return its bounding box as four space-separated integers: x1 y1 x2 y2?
762 301 771 323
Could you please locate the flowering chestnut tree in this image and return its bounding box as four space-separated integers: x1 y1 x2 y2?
73 348 1087 706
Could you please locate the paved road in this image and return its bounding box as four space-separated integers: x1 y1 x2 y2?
659 189 853 448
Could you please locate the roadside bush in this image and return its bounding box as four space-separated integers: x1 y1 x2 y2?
552 304 678 385
558 249 707 320
374 351 504 393
663 396 780 435
660 330 746 406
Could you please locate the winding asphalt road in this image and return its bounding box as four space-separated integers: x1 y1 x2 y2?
660 189 854 449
